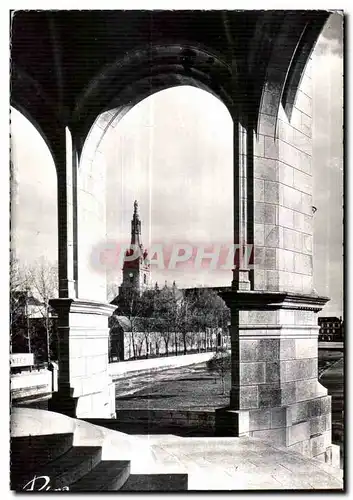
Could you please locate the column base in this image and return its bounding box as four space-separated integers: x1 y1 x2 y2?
215 395 340 466
217 290 340 464
49 298 117 420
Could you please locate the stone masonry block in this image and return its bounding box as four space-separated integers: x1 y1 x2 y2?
281 381 296 405
292 128 312 156
310 430 331 458
281 184 303 211
290 400 310 425
249 409 271 431
310 415 329 437
240 339 260 362
240 362 266 385
254 223 265 245
264 136 279 160
278 271 303 293
301 112 312 138
295 338 318 359
254 246 265 268
250 428 288 448
293 169 312 194
258 338 280 360
264 247 277 269
279 339 296 360
299 73 313 99
248 311 278 326
276 119 294 144
264 225 282 247
278 206 295 229
259 113 277 136
288 421 311 446
254 269 266 289
266 270 280 290
280 358 317 383
265 362 280 383
254 157 278 181
278 162 294 187
294 252 312 275
301 192 313 215
254 179 265 202
258 384 281 408
264 180 280 203
295 89 312 118
240 386 259 409
283 228 303 252
278 248 295 272
295 379 319 402
271 407 291 429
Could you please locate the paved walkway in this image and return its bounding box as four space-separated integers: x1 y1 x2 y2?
136 434 343 490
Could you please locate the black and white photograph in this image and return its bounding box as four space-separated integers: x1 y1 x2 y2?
8 8 344 492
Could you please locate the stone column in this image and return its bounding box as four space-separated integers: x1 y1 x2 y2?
49 127 116 419
216 60 340 467
49 299 116 418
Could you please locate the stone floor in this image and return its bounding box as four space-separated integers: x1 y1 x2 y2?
11 407 344 491
134 434 343 490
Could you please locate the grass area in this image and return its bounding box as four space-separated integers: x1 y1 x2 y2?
115 350 344 411
318 350 343 375
116 364 230 410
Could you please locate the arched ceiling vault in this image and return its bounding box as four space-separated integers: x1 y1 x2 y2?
10 10 330 162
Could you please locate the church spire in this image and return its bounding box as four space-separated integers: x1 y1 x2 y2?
131 200 142 247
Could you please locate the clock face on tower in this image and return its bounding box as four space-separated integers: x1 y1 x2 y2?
129 273 133 278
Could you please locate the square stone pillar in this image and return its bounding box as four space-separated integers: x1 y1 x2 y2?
216 290 340 468
48 298 116 419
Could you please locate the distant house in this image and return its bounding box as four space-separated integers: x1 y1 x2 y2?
11 290 58 363
318 316 344 342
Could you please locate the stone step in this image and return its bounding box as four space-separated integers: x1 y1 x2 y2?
71 461 131 491
13 446 102 491
121 473 188 491
11 432 74 485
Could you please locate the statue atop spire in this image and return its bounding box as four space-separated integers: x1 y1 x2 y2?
131 200 141 246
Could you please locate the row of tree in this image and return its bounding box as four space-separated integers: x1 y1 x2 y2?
10 256 231 364
110 284 231 359
10 256 58 363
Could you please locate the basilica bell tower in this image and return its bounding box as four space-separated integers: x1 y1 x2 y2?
119 200 150 295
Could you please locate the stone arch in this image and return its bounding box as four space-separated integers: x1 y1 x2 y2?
72 42 235 155
10 65 64 167
75 45 235 301
252 16 329 294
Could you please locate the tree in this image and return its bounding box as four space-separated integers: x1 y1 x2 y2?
175 293 196 355
114 287 144 358
190 288 230 352
10 257 58 362
26 258 58 362
206 349 231 395
154 285 178 356
10 256 32 354
138 289 158 359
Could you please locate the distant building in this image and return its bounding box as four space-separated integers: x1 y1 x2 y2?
109 201 230 361
118 200 151 297
318 316 344 342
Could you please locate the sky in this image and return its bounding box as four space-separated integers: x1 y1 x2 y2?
10 13 343 316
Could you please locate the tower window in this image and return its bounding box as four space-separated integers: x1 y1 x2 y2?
144 274 147 284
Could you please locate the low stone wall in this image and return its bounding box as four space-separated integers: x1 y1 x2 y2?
109 352 216 380
318 342 344 350
11 369 53 401
85 409 216 435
